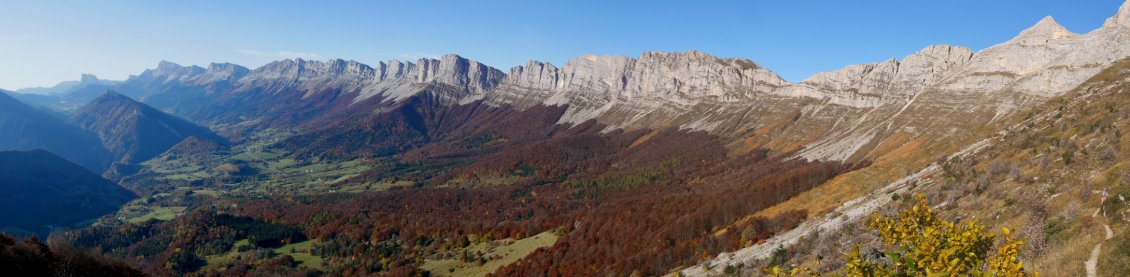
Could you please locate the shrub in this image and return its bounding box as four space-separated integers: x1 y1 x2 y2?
844 195 1032 276
770 195 1036 276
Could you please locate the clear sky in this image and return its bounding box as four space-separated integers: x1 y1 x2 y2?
0 1 1124 90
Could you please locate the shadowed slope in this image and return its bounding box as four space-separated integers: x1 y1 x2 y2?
0 150 135 236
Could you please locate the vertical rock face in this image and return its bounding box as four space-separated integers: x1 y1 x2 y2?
507 60 561 90
380 60 417 80
240 55 505 99
144 61 207 84
351 55 506 102
627 50 786 99
800 45 974 101
414 54 506 95
500 50 786 101
891 45 976 93
802 60 899 98
242 58 376 90
198 63 250 84
80 73 99 83
132 61 248 87
495 44 979 116
326 59 377 81
557 54 636 98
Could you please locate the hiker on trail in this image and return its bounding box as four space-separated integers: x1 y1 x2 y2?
1101 188 1111 217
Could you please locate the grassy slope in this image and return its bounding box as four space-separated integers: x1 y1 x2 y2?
203 239 324 271
272 240 323 270
203 239 251 271
127 206 187 223
136 128 378 195
419 231 559 277
756 113 1005 220
900 59 1130 276
756 58 1130 276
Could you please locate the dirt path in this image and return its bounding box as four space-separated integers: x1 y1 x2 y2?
1085 208 1115 277
1086 241 1102 277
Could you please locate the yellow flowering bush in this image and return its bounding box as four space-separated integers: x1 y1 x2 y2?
845 195 1034 276
770 195 1034 277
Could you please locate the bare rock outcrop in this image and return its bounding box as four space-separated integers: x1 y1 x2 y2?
798 44 974 103
500 50 786 102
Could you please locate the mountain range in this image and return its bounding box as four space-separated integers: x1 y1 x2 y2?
3 1 1130 275
15 73 120 95
1 90 225 175
15 2 1122 168
6 74 121 111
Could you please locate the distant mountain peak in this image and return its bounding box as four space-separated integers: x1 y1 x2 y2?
1014 15 1076 42
438 53 466 61
15 73 118 96
1104 0 1130 29
80 73 99 83
206 62 248 71
149 60 205 78
200 62 250 83
156 60 183 70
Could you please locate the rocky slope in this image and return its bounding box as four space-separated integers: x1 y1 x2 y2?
687 54 1130 277
675 2 1130 275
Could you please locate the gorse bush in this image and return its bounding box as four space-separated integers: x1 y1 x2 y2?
771 195 1034 276
845 195 1031 276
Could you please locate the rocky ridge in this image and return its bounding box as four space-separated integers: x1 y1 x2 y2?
499 50 787 101
106 0 1130 163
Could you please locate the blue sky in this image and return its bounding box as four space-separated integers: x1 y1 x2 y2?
0 1 1123 90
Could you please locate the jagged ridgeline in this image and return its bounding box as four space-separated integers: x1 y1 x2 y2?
102 4 1130 166
2 1 1129 276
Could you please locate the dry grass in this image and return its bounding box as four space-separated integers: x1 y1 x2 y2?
742 58 1130 276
